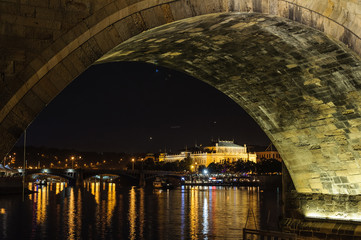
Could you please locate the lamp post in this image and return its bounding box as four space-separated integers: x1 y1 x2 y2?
71 156 75 169
132 158 135 171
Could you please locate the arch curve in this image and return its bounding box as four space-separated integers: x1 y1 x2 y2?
1 0 361 197
1 0 361 156
97 12 361 195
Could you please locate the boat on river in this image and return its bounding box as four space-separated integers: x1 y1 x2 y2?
153 177 174 189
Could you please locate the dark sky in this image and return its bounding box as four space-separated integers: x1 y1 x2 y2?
16 62 270 153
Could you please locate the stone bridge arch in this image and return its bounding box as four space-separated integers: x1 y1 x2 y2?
2 0 361 220
97 12 361 196
82 170 137 181
2 0 361 157
25 168 79 183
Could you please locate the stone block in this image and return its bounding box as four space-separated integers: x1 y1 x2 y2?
48 0 60 9
0 2 19 14
113 16 142 41
31 74 59 104
140 6 168 30
72 44 93 68
93 28 116 54
47 62 72 92
35 7 57 20
238 0 253 12
168 0 193 21
21 90 46 115
28 0 48 8
81 37 103 62
84 8 108 28
61 56 82 80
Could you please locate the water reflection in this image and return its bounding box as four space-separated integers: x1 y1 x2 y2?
128 186 137 240
0 182 281 239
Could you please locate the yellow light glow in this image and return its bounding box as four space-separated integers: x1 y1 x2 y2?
0 208 5 214
190 185 199 237
305 210 361 222
128 187 137 240
139 188 145 239
56 182 60 195
106 183 116 228
68 188 75 240
35 185 48 224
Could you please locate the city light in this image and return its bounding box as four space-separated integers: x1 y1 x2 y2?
203 169 208 175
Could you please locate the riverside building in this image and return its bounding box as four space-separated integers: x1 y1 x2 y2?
255 143 282 162
159 140 257 166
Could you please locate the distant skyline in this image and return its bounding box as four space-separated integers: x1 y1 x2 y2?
15 62 270 153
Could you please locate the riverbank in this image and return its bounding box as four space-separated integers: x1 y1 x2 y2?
180 175 282 188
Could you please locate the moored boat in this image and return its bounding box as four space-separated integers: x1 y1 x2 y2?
153 177 174 189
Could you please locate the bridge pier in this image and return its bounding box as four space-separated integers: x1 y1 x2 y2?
68 169 83 187
282 163 361 238
139 171 146 187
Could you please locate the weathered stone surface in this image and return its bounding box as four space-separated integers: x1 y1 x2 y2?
1 0 361 220
97 13 361 197
284 190 361 234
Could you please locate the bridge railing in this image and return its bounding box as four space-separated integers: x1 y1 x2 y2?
243 228 297 240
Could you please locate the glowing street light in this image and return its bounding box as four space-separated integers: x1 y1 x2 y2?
71 156 75 169
203 169 208 175
132 158 135 171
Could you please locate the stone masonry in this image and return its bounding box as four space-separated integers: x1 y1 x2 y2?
2 0 361 221
97 12 361 197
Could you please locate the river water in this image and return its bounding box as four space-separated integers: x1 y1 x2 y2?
0 182 282 239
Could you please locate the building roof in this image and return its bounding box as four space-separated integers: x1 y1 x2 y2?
215 140 243 148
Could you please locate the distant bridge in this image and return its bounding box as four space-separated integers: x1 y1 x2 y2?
19 168 183 186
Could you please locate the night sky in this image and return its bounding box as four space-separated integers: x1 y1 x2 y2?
15 62 270 153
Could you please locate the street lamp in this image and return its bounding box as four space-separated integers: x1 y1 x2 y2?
132 158 135 171
71 156 75 169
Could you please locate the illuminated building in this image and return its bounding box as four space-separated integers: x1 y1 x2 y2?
159 140 257 166
255 144 282 162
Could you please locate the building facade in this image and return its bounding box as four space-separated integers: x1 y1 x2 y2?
159 140 257 166
255 144 282 162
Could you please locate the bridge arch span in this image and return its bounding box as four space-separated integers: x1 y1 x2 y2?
1 0 361 157
25 169 78 183
2 0 361 220
27 172 70 182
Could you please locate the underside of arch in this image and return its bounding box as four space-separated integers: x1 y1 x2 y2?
0 0 361 220
1 0 361 199
97 12 361 196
